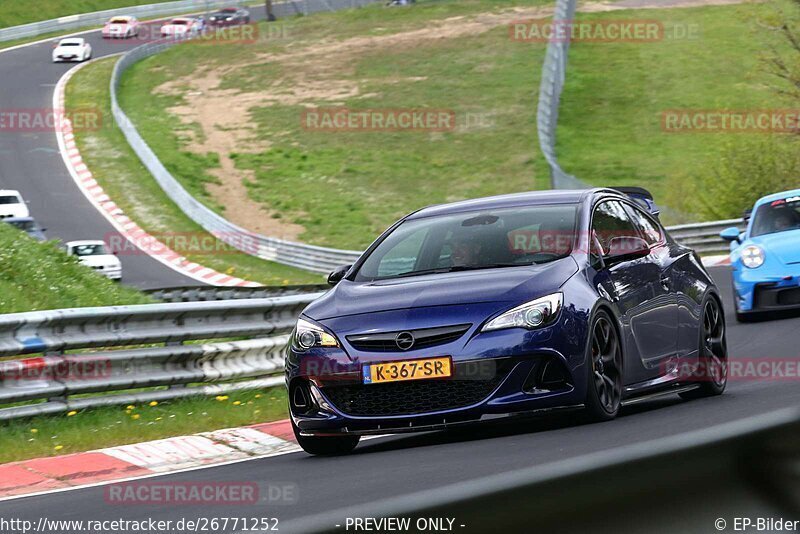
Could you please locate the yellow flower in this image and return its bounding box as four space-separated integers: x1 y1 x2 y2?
215 395 229 402
54 445 63 451
66 411 77 417
30 428 38 434
226 267 236 275
233 401 241 406
126 405 136 410
254 394 262 399
148 401 158 407
131 414 140 420
125 409 132 415
155 417 163 421
282 279 289 285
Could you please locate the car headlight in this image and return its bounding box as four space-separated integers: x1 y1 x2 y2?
292 317 340 351
742 245 765 269
482 293 563 332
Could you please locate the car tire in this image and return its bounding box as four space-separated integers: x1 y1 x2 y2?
583 310 623 422
292 420 359 456
679 296 727 400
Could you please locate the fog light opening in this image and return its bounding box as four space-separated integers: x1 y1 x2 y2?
524 358 572 394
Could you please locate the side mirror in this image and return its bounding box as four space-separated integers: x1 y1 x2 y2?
327 264 351 286
719 227 741 243
743 209 752 224
604 236 650 263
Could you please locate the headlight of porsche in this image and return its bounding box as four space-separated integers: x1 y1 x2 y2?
292 317 339 351
482 293 563 332
742 245 765 269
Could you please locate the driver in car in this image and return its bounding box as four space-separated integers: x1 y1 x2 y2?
450 237 483 268
771 211 796 233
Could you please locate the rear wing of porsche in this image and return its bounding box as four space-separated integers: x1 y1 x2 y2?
612 187 661 219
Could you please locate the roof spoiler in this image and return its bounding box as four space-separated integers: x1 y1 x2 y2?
611 187 661 219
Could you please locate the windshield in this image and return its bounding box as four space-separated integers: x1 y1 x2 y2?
170 20 188 25
0 195 21 204
70 244 108 256
60 42 80 46
751 196 800 237
354 204 577 282
110 18 128 23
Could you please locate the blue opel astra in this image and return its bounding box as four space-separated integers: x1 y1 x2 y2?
286 188 727 455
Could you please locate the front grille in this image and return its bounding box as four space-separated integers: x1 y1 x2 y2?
321 360 512 417
777 287 800 306
346 324 471 352
754 284 800 308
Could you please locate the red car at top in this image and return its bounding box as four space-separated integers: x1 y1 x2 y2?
101 16 140 39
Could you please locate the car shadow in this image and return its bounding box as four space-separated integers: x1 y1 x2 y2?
344 396 688 456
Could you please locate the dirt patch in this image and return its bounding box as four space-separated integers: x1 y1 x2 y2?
154 0 750 237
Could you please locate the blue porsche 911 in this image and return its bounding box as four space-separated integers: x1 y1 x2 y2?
286 188 728 455
720 188 800 322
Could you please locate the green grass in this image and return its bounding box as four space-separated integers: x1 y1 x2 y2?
67 57 323 285
117 0 800 241
118 0 554 250
0 224 152 313
556 2 796 223
0 388 287 464
0 0 177 28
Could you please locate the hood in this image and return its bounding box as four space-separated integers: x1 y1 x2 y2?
305 256 578 321
78 255 120 268
750 229 800 265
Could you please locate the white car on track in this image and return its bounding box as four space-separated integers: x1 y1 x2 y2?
0 190 30 219
52 38 92 63
65 240 122 280
160 17 202 38
102 16 140 39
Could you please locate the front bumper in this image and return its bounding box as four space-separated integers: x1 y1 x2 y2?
287 313 588 437
88 266 121 280
733 266 800 313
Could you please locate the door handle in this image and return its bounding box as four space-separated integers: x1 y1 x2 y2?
660 276 671 290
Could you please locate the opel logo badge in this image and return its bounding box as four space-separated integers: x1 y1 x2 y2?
395 331 415 351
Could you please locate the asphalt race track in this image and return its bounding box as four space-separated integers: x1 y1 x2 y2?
0 6 272 289
0 266 797 531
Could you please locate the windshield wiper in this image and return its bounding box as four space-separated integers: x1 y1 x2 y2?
389 263 526 279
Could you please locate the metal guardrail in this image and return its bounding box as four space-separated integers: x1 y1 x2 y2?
536 0 587 190
146 284 330 302
109 2 376 274
0 0 249 43
0 293 322 420
666 218 744 256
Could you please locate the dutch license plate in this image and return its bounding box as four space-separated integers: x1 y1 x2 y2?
363 357 452 385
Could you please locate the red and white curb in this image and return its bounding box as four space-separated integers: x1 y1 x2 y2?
701 255 731 267
53 60 259 287
0 420 300 501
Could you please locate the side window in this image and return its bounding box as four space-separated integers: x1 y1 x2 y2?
623 203 663 246
592 201 640 255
